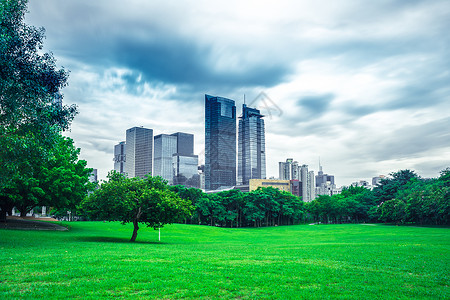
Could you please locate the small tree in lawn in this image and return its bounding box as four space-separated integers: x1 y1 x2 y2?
80 171 193 242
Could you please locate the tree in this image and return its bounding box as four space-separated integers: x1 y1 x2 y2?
80 172 194 242
373 170 418 204
1 0 77 220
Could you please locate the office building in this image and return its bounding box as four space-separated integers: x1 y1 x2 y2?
279 158 300 180
171 132 194 156
249 179 291 193
113 141 126 174
315 163 338 196
308 170 316 200
238 104 266 185
154 134 177 183
125 126 153 178
205 94 236 190
173 154 199 187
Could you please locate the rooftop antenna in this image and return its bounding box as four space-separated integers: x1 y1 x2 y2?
319 157 322 172
244 94 246 105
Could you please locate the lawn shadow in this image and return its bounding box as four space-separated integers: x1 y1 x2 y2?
76 236 168 244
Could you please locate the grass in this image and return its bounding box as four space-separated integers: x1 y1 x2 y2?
0 222 449 299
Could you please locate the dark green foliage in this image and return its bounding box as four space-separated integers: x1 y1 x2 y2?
306 169 449 225
170 186 304 227
1 135 92 218
80 172 194 241
0 0 79 220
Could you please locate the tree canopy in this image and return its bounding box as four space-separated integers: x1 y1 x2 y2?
1 0 82 221
81 172 194 242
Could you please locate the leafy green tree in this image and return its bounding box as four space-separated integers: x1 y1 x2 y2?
373 170 418 204
81 172 194 242
379 198 407 224
1 0 77 220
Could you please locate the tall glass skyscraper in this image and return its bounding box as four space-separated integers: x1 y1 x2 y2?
125 126 153 178
171 132 194 156
205 94 236 190
238 104 266 185
113 141 126 175
154 134 177 184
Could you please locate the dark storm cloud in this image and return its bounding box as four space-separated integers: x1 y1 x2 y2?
297 94 334 116
27 1 292 94
113 36 290 88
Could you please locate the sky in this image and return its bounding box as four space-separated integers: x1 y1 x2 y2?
25 0 450 186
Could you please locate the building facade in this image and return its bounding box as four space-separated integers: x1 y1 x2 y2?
171 132 194 156
125 126 153 178
113 141 126 174
173 154 199 187
153 134 177 184
315 163 339 196
205 94 237 190
238 104 266 185
249 179 291 193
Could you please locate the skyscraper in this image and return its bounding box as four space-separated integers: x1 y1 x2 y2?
315 162 337 196
171 132 194 156
171 132 199 187
153 134 177 183
125 126 153 178
279 159 299 180
113 141 126 175
238 104 266 185
205 94 236 190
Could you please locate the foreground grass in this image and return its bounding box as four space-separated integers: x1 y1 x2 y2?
0 222 449 299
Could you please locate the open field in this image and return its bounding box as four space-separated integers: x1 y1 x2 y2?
1 222 449 299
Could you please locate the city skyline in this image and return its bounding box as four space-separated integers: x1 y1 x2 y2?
24 0 450 186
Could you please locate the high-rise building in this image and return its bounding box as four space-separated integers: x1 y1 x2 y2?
171 132 194 156
205 94 236 190
300 165 312 202
315 163 338 196
315 163 335 187
154 134 177 183
113 141 126 174
125 126 153 178
279 158 293 180
279 159 300 181
173 154 199 187
308 170 316 200
238 104 266 185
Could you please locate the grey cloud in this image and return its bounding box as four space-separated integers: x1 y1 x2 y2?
369 117 450 161
297 94 334 116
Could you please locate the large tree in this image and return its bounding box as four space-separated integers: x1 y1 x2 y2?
0 0 77 220
80 172 194 242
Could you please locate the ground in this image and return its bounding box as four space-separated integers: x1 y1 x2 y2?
0 216 67 231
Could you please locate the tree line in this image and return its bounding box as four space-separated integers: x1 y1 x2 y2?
168 169 449 227
306 169 449 225
170 185 305 227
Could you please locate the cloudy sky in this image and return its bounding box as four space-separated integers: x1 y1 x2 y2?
26 0 450 186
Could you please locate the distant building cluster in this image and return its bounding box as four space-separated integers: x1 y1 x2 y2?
110 93 383 200
113 127 199 188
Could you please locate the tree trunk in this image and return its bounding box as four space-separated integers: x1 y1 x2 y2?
130 206 142 242
0 209 6 223
130 219 139 242
20 209 27 218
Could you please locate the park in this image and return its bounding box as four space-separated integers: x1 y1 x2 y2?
1 222 449 299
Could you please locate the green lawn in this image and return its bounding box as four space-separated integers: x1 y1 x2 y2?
1 222 449 299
